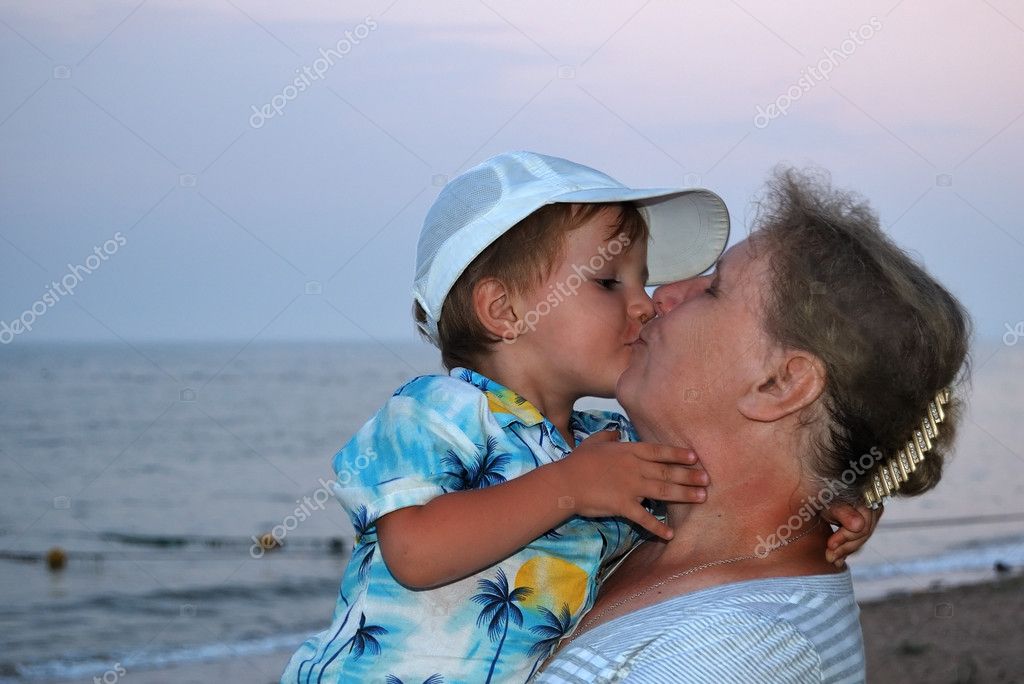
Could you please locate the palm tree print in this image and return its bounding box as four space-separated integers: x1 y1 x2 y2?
350 505 378 582
341 612 388 659
538 422 572 457
526 603 573 679
536 423 550 449
440 437 510 491
471 568 533 684
385 675 444 684
510 426 543 468
310 611 387 682
297 603 354 683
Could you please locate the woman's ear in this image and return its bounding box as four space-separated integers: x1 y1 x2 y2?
737 351 826 422
472 278 520 340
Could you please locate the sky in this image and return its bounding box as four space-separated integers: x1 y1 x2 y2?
1 0 1022 348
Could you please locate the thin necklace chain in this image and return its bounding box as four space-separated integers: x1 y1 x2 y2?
570 520 822 641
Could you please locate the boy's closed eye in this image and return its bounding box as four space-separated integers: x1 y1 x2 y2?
595 278 621 290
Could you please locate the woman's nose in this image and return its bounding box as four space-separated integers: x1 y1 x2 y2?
652 281 687 315
653 277 709 315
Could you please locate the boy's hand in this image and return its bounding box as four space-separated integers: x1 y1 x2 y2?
822 502 883 567
555 430 708 541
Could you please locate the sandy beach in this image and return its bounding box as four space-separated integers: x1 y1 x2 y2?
860 573 1024 683
112 573 1024 683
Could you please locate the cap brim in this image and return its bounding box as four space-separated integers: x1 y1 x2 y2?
555 187 730 285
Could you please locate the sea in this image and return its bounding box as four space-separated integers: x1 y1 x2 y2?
1 339 1022 682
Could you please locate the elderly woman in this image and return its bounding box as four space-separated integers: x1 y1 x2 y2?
537 170 970 683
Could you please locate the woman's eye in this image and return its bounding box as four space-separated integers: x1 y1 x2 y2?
704 285 717 297
595 278 620 290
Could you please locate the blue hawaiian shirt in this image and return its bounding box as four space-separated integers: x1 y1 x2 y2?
281 368 643 684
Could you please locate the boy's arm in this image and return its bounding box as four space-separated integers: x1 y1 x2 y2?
377 431 708 589
377 460 574 589
822 502 883 566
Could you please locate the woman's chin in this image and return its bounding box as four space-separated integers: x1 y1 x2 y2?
615 364 642 409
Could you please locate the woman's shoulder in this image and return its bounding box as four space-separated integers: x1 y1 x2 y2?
608 569 858 623
693 570 859 615
587 571 858 640
646 572 863 675
540 608 824 683
540 573 863 683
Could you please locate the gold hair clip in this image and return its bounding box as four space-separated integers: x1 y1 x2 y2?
863 388 951 508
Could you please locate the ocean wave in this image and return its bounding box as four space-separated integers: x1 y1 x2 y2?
0 576 341 619
0 633 304 682
851 536 1024 581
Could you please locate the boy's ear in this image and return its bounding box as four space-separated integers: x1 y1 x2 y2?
737 350 825 422
473 278 521 340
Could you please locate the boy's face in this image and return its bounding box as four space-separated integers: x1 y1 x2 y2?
512 207 654 399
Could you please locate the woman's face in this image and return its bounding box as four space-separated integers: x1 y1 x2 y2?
617 238 774 440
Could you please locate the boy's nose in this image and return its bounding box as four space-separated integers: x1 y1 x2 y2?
626 296 651 325
629 294 656 325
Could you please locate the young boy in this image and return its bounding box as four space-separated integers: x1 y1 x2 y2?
281 152 863 683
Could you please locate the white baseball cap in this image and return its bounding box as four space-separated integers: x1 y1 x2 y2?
413 150 730 343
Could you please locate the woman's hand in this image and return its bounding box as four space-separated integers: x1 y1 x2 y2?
822 503 883 567
553 430 709 541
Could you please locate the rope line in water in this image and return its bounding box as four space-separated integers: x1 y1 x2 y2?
3 512 1023 564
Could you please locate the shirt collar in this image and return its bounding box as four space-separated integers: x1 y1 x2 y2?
451 367 545 427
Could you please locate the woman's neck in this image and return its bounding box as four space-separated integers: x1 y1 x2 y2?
629 416 834 575
646 500 835 580
574 501 836 642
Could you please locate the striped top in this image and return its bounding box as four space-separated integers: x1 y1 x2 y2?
534 571 864 683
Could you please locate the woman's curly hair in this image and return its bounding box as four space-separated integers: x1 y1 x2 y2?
753 168 971 505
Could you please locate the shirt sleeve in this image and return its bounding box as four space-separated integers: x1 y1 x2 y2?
621 613 823 683
330 376 488 522
572 410 639 444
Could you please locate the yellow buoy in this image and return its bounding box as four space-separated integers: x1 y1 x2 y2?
46 547 67 571
258 533 282 551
